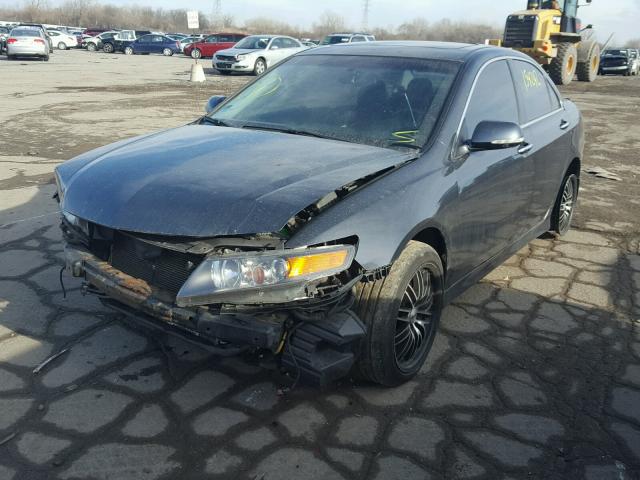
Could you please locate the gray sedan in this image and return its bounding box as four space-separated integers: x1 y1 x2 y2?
6 27 49 60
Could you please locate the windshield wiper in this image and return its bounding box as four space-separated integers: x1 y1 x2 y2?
240 123 331 140
200 116 231 127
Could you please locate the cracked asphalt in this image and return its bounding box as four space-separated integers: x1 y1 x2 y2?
1 50 639 480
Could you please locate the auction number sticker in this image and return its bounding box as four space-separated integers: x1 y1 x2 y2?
522 69 542 90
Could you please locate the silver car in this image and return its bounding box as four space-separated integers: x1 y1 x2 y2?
6 27 49 61
213 35 307 75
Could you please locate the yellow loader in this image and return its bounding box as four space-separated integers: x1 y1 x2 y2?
488 0 600 85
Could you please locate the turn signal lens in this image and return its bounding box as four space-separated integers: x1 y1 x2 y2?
288 250 349 278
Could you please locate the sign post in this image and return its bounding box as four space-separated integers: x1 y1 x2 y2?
186 10 205 82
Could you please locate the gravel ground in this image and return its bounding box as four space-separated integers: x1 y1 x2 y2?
0 49 639 480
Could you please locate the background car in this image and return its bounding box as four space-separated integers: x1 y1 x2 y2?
6 26 49 60
213 34 307 75
0 25 10 53
83 30 119 51
600 48 637 76
19 23 53 53
184 33 245 59
47 29 79 50
629 49 640 76
321 32 376 45
177 35 205 52
124 34 180 56
101 30 151 53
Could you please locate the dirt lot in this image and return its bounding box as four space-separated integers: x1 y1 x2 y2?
0 49 639 480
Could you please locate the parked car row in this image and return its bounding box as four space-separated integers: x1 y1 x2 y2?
599 48 640 76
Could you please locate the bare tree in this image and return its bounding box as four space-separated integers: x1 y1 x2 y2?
312 11 349 38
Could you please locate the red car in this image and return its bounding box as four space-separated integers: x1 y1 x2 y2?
184 33 246 59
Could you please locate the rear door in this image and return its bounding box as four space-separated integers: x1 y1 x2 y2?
447 59 535 283
135 34 151 52
509 59 569 223
150 35 164 53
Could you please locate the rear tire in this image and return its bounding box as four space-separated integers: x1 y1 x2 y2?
549 43 578 86
87 43 96 52
57 42 67 50
577 43 600 82
103 43 114 53
43 54 49 62
551 173 578 236
353 241 444 386
124 46 133 55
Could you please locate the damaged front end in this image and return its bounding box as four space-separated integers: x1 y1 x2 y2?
61 214 366 386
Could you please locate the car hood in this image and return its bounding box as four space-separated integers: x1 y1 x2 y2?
58 125 413 237
216 47 263 56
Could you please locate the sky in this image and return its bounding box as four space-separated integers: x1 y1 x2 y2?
5 0 639 42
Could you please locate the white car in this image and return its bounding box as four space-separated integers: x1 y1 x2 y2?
84 31 119 51
213 35 307 75
6 26 49 60
47 29 78 50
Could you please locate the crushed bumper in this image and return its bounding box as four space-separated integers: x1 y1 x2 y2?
64 244 365 385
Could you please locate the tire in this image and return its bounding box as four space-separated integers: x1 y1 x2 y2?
551 173 579 236
162 48 173 56
43 54 49 62
549 43 578 86
577 43 600 82
253 58 267 76
191 49 201 59
57 42 67 50
87 43 96 52
353 241 444 386
7 55 15 60
103 43 114 53
124 46 133 55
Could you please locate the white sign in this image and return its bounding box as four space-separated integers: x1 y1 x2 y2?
187 10 199 30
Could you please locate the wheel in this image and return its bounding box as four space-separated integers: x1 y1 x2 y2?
57 41 67 50
253 58 267 76
353 241 444 386
124 46 133 55
162 48 173 56
577 43 600 82
549 43 578 86
87 43 96 52
7 55 15 60
624 69 632 77
103 43 114 53
551 173 578 236
43 54 49 62
191 49 201 59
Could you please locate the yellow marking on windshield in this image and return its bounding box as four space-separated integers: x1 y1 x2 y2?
392 130 418 143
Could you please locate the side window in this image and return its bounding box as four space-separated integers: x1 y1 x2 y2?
280 38 298 48
218 34 233 42
462 60 519 140
234 35 245 42
206 35 218 43
351 36 366 42
138 35 150 42
510 60 557 123
270 38 285 49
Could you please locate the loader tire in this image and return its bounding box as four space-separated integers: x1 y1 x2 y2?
549 43 577 86
577 43 600 82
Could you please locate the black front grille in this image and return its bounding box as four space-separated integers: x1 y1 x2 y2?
601 57 626 67
216 55 236 62
109 233 203 294
503 15 536 49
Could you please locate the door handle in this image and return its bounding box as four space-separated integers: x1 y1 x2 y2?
560 119 570 130
518 143 533 154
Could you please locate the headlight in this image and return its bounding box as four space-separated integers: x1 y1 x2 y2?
54 169 66 203
62 210 90 237
236 54 247 60
176 244 356 306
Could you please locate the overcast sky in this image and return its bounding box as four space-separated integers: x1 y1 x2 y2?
7 0 639 42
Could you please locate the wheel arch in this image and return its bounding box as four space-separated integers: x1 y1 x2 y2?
567 157 581 178
392 221 449 283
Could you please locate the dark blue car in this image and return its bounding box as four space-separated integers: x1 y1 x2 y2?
123 34 180 56
56 42 583 387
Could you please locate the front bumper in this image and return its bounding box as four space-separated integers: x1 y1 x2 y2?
213 58 252 71
64 244 365 385
601 66 628 73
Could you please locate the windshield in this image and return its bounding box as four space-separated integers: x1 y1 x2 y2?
604 49 628 57
322 35 351 45
235 36 271 49
209 55 460 150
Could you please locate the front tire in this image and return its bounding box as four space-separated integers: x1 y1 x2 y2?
353 241 443 386
577 43 600 82
87 43 96 52
551 173 578 236
253 58 266 76
191 49 201 59
549 43 578 86
103 43 114 53
162 48 173 56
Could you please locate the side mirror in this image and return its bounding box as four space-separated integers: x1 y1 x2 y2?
205 95 226 114
468 121 524 151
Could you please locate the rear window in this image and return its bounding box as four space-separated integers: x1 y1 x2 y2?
321 35 350 45
11 29 41 37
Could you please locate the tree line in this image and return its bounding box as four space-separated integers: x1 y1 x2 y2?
2 0 502 43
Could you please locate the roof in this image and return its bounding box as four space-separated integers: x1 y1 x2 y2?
299 41 509 62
